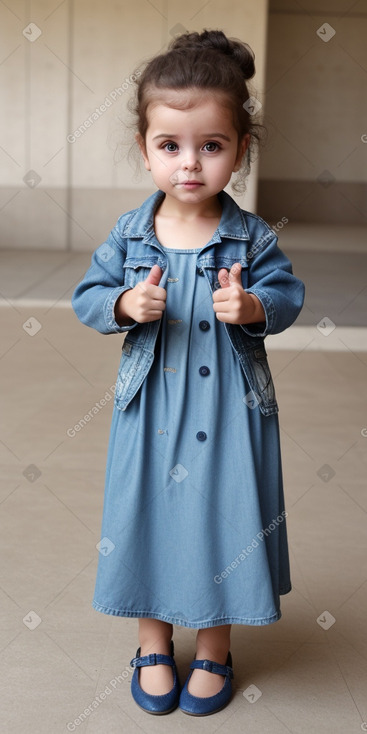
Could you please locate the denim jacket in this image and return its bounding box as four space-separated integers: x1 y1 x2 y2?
72 189 305 417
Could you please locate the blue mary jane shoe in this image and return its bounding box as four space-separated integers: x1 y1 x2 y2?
179 651 233 716
130 640 180 715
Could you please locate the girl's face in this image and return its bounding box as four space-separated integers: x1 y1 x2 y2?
136 91 249 209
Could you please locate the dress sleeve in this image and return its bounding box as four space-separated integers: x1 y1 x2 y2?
241 233 305 337
71 226 138 334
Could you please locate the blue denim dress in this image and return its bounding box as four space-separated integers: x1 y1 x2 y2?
92 244 291 628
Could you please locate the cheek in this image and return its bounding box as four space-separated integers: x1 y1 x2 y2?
211 157 234 177
149 151 170 171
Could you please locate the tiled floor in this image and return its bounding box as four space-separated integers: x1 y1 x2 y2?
1 229 367 732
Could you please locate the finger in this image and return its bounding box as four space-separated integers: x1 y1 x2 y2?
146 283 167 301
138 309 165 322
148 296 166 318
228 263 243 285
213 306 232 322
213 299 231 313
150 297 166 311
217 268 230 289
144 264 163 286
212 287 230 303
137 299 166 322
214 312 227 322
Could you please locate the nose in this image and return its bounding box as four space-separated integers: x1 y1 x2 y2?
182 148 201 171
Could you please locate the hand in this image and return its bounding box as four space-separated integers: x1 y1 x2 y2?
115 264 166 325
212 262 265 325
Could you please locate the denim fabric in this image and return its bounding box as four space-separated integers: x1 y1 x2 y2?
71 190 305 628
72 189 305 417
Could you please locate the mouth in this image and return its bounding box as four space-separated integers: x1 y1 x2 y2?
181 181 203 187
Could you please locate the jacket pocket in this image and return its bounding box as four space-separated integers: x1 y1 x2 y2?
114 323 160 410
122 256 163 289
114 341 140 404
250 344 277 410
225 325 279 415
198 256 249 290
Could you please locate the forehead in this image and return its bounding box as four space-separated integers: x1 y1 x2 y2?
146 89 235 129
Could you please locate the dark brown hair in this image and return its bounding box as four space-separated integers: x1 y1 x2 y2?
127 29 264 193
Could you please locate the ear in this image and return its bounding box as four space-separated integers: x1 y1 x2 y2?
135 132 151 171
233 133 250 172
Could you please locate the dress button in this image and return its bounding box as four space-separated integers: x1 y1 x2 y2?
199 320 210 331
199 365 210 376
196 431 207 441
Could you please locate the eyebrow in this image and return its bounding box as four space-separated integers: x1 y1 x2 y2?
152 133 231 141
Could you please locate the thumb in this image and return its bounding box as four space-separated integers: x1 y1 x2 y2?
228 262 243 285
144 264 163 286
217 268 230 289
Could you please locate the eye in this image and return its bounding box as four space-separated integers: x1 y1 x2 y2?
163 142 178 152
203 142 220 152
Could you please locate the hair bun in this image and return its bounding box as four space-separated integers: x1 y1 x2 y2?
169 29 255 80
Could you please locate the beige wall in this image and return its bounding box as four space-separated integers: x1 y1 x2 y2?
258 0 367 224
0 0 268 250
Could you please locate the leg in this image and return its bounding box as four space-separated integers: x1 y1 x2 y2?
137 618 174 694
188 624 232 697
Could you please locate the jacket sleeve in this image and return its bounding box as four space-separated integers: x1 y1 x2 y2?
71 225 138 334
241 230 305 337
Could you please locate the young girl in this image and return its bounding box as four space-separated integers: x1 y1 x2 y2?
72 29 305 717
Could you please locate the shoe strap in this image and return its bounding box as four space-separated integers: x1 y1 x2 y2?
190 658 233 679
130 652 175 668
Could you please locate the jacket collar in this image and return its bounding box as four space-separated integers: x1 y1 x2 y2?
122 189 250 243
